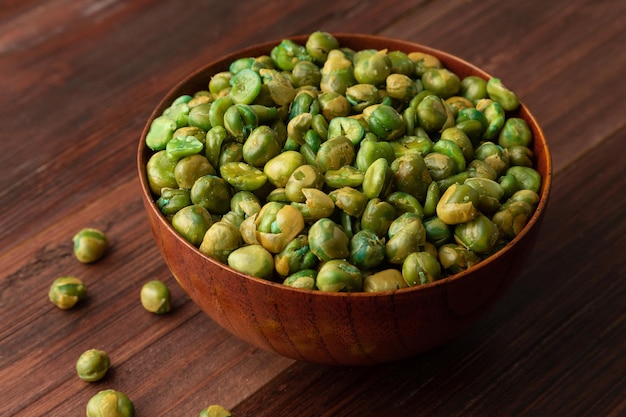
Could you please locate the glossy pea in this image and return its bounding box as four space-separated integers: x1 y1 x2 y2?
243 125 281 167
208 95 233 128
283 269 317 290
460 75 487 103
474 141 510 176
385 191 424 218
408 52 442 77
402 251 442 286
386 73 418 101
318 91 351 119
291 188 335 221
263 150 306 188
354 49 391 85
163 101 190 128
464 177 504 214
49 276 87 309
390 152 432 202
209 71 232 95
140 280 171 314
324 165 364 189
385 217 426 264
218 140 243 166
454 213 501 254
363 157 392 199
466 159 498 181
328 116 365 145
86 389 134 417
424 151 456 181
508 145 534 167
423 181 441 218
219 161 267 191
432 139 466 172
329 187 368 218
421 67 460 98
271 39 310 71
76 349 110 382
285 164 324 203
417 94 454 133
260 68 296 106
345 83 380 112
355 138 395 172
492 200 534 238
320 49 356 95
315 135 355 173
205 126 229 169
360 198 396 238
224 103 258 142
291 60 322 88
477 99 505 141
368 104 405 141
171 204 213 247
316 259 362 292
389 134 433 158
73 228 107 263
305 31 339 64
175 154 215 189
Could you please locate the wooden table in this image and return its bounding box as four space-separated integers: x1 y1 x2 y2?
2 0 625 415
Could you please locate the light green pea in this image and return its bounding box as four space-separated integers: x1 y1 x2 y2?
73 228 107 263
146 116 177 151
308 218 350 261
171 204 213 247
486 77 520 111
363 157 392 199
402 251 442 286
316 259 362 292
363 269 408 292
146 150 178 196
140 280 171 314
227 244 274 279
76 349 110 382
49 276 87 310
86 389 134 417
506 166 542 193
283 269 317 290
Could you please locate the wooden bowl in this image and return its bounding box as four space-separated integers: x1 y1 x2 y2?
137 34 552 366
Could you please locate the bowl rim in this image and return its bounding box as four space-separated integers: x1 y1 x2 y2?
137 32 553 299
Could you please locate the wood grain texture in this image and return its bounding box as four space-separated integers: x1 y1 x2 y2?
1 0 625 415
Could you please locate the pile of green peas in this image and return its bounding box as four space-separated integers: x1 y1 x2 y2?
145 31 542 292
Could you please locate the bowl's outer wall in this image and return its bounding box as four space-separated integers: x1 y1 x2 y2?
138 34 552 366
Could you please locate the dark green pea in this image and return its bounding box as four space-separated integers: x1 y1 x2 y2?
454 214 501 254
408 52 442 77
171 204 213 247
208 95 234 128
505 189 540 208
423 181 441 218
175 154 215 189
209 71 232 95
289 91 319 119
492 200 534 238
367 104 405 141
271 39 311 71
440 127 473 162
389 134 433 158
354 49 391 85
349 229 386 270
329 187 369 218
308 218 350 261
423 216 452 247
250 104 279 124
205 126 229 169
218 141 243 166
436 183 480 225
306 31 339 64
388 50 415 76
285 164 324 203
421 67 460 99
190 175 232 214
363 269 408 292
385 191 424 218
438 243 481 274
274 235 318 277
432 139 466 173
264 150 306 188
466 159 498 181
86 389 134 417
316 259 362 292
146 150 178 196
385 217 426 264
76 349 110 382
402 251 442 286
324 165 364 189
508 145 534 167
417 94 454 133
476 99 505 141
243 125 281 167
224 104 258 142
228 244 274 279
318 91 351 120
259 68 296 106
199 220 242 263
360 198 396 238
315 135 355 173
498 172 519 199
424 150 456 181
460 75 487 104
283 269 317 290
363 157 393 199
464 177 504 214
390 152 432 202
320 49 356 95
146 116 177 151
486 77 520 111
436 171 469 194
455 119 485 145
49 276 87 309
474 141 510 176
219 161 267 191
506 166 542 193
498 117 532 148
157 188 191 216
456 107 489 137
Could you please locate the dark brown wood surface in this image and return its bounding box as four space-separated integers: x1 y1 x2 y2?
1 0 624 416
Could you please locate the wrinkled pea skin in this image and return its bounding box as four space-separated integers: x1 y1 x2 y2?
144 33 541 291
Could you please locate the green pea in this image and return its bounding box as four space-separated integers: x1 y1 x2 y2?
460 75 487 104
464 177 504 215
454 214 501 254
224 103 259 142
466 159 498 181
354 49 391 85
315 135 355 173
424 152 456 181
385 217 426 264
171 204 213 247
49 276 87 309
388 212 422 239
349 229 386 270
218 141 243 166
389 134 433 158
386 73 418 101
498 117 532 148
274 235 318 277
156 188 191 216
208 95 234 128
423 181 441 218
363 269 408 292
76 349 110 382
318 91 351 119
388 50 415 76
308 218 350 261
432 139 466 173
440 127 473 162
355 138 395 172
417 94 454 133
199 220 242 263
229 68 262 104
259 68 296 106
73 228 107 263
320 49 356 95
255 204 305 253
242 125 281 167
408 52 442 77
402 251 442 286
445 96 474 118
271 39 311 71
438 243 481 274
286 112 312 145
190 175 232 214
506 166 542 193
140 280 171 314
305 31 339 64
474 141 510 176
329 187 369 217
188 103 212 131
492 200 534 238
436 183 480 225
175 154 216 189
345 83 380 112
291 60 322 88
227 244 274 279
283 269 317 290
368 104 405 140
146 150 178 196
145 115 177 151
508 145 534 167
385 191 424 218
163 100 190 128
421 67 460 98
316 259 362 292
486 77 520 111
263 150 306 188
498 172 520 199
86 389 134 417
478 99 506 141
209 71 232 95
328 116 365 145
285 164 324 203
360 198 396 238
205 126 229 169
289 91 319 119
423 216 452 247
324 165 364 189
390 152 432 202
290 188 335 221
363 157 392 199
199 404 233 417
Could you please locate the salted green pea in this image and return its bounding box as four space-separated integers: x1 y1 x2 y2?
271 39 311 71
361 198 396 238
305 31 339 64
464 177 504 214
146 116 177 151
456 107 489 138
508 145 534 167
408 52 442 77
283 269 317 290
224 103 259 142
86 389 134 417
476 99 505 141
286 112 312 145
49 276 87 309
76 349 110 382
291 188 335 221
417 94 454 133
157 188 191 216
175 154 215 189
454 214 501 254
316 259 362 292
318 91 351 120
199 404 233 417
487 77 520 111
166 135 203 161
386 73 418 101
436 171 470 194
466 159 498 181
436 183 480 225
498 117 532 148
363 269 408 292
385 218 426 264
445 96 474 118
289 91 318 119
328 187 367 218
349 229 386 270
345 83 380 112
388 212 421 238
285 165 324 203
264 150 306 188
438 243 481 274
218 141 243 166
315 135 355 173
73 228 107 263
424 152 456 181
460 75 487 103
260 68 297 106
423 181 441 218
504 189 540 208
227 244 274 279
402 251 441 286
171 204 213 247
432 139 466 172
389 134 433 158
368 104 405 141
308 218 350 261
188 103 213 131
229 68 262 104
146 150 178 196
474 141 510 176
208 95 234 128
498 172 519 199
386 191 424 218
163 100 190 128
440 127 473 162
255 204 305 253
242 125 281 167
492 200 534 238
190 175 232 214
390 152 432 202
140 280 171 314
324 165 364 189
328 116 365 145
320 49 356 95
363 157 392 199
205 126 229 169
354 49 391 85
421 67 460 98
291 60 322 88
199 220 242 263
209 71 232 95
355 139 395 172
388 50 415 76
229 191 261 219
423 216 452 247
274 235 318 277
506 166 542 193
